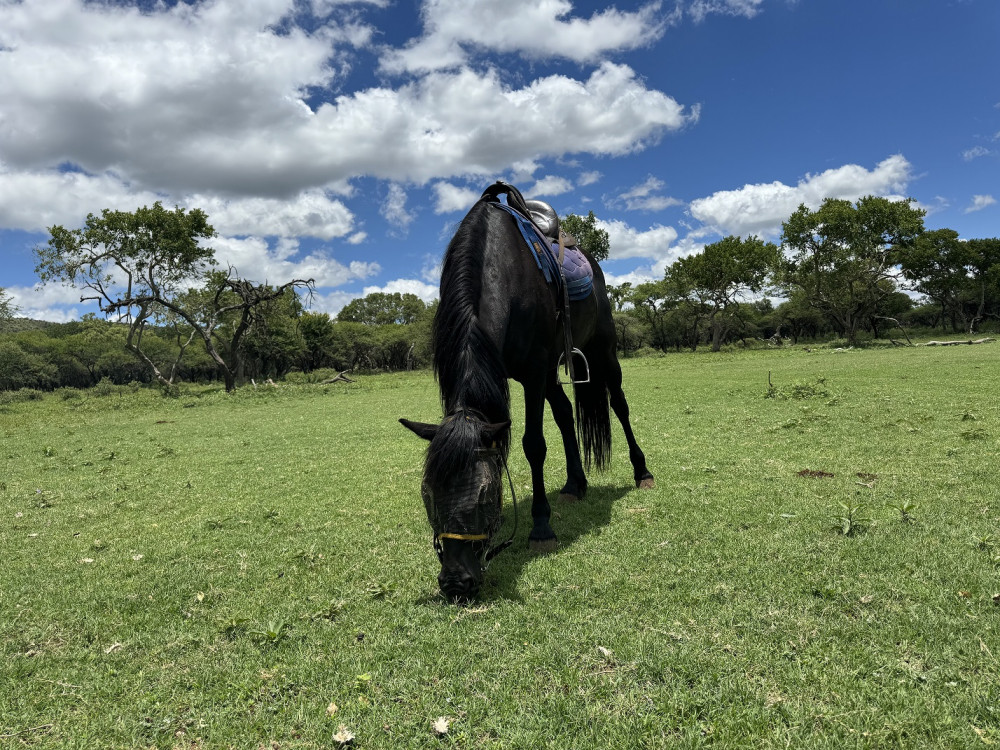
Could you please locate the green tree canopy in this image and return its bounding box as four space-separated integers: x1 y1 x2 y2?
668 235 780 351
35 202 313 391
0 288 19 330
337 292 426 326
780 196 925 344
561 211 610 262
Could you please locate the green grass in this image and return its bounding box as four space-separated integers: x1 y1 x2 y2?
2 345 999 748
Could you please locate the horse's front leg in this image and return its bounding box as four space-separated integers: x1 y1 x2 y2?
546 370 587 502
522 380 558 552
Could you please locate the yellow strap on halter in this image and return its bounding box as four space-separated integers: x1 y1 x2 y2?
437 532 489 542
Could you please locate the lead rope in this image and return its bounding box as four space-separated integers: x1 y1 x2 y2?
483 451 518 567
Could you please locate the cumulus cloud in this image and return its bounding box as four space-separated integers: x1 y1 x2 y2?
688 155 913 238
432 182 481 214
0 2 695 200
600 219 680 263
579 171 602 186
361 277 440 302
528 175 574 198
380 184 415 230
965 194 996 213
211 235 380 287
194 191 356 239
611 176 683 211
380 0 666 74
0 163 163 232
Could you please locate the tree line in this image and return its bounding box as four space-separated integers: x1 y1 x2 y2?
1 196 997 392
612 196 999 354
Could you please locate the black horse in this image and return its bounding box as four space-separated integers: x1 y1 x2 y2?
400 183 653 601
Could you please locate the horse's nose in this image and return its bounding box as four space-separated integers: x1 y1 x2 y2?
439 570 481 602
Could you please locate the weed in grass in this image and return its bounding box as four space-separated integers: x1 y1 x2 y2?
832 501 870 536
766 373 830 400
249 619 292 644
888 499 918 523
220 617 250 639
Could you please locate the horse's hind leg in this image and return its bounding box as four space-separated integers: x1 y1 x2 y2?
605 357 655 489
546 370 587 502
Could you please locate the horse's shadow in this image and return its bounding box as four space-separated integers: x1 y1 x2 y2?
476 482 633 603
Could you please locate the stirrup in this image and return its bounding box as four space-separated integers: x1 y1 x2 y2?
558 348 590 385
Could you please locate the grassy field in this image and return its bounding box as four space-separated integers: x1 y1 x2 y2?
1 343 999 748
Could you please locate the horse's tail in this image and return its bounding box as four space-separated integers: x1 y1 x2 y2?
574 356 612 472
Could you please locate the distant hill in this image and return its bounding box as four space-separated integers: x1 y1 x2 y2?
1 317 56 333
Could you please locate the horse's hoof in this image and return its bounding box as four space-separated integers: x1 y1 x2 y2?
529 538 559 554
558 493 581 503
637 477 656 490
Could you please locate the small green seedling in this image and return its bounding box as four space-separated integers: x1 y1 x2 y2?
832 501 869 536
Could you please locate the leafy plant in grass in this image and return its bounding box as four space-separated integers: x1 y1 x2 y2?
766 373 830 400
248 619 292 645
888 499 918 523
832 500 870 536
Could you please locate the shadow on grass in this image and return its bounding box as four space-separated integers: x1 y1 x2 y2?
479 482 634 603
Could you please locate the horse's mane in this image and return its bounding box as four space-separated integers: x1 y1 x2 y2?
428 199 511 480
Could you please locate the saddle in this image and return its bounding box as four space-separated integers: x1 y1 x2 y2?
481 181 593 383
481 183 594 302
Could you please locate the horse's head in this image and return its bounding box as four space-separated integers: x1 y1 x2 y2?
400 412 511 602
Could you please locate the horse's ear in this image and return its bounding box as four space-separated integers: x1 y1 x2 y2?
480 420 511 444
399 418 439 441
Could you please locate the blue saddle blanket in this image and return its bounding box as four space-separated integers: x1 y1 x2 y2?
491 203 594 302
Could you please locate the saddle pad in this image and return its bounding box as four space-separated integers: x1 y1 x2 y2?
490 202 594 302
555 242 594 302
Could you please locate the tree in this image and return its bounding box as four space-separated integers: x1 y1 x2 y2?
35 202 313 391
561 211 610 262
0 288 17 329
964 238 1000 330
781 196 925 344
895 229 976 332
606 282 633 312
668 235 780 351
299 311 337 371
337 292 426 326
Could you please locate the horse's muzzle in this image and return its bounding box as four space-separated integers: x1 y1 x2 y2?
438 568 482 602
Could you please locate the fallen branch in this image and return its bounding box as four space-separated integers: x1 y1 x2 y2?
924 338 995 346
321 370 356 384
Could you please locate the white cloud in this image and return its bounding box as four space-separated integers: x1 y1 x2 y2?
579 171 602 186
965 194 996 213
0 163 163 232
527 175 574 198
308 276 439 316
4 283 99 322
380 0 666 74
432 182 481 214
689 0 764 23
361 277 440 303
211 235 380 287
194 191 356 239
380 184 415 230
962 146 991 161
688 155 913 238
599 219 680 263
0 162 357 240
612 176 684 212
0 0 695 227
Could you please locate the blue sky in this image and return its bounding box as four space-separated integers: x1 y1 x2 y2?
1 0 997 321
